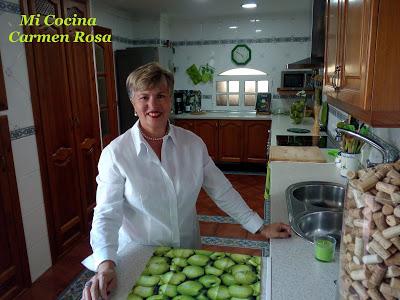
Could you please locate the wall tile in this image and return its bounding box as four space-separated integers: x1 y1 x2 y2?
11 134 40 178
17 170 44 219
27 236 52 282
21 200 49 250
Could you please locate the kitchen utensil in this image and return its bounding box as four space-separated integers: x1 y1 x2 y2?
287 128 311 134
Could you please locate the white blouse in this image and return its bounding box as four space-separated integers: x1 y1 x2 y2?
83 121 264 271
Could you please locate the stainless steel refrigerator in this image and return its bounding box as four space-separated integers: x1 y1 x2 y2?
115 47 173 134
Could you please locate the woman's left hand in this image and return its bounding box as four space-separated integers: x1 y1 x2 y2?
259 223 291 239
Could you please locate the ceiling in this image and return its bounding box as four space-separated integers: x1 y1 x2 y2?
96 0 313 20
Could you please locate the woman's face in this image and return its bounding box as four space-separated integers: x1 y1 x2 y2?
131 80 172 135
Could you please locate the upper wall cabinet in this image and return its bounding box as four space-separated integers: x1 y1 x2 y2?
323 0 400 127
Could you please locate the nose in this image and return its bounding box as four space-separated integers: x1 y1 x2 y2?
147 95 159 107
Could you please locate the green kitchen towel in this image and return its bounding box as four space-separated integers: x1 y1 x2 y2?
264 162 271 200
320 101 328 128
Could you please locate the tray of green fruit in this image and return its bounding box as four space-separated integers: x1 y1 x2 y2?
127 247 262 300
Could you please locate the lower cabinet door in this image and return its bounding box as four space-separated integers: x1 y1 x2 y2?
218 120 243 163
243 120 270 164
194 120 219 161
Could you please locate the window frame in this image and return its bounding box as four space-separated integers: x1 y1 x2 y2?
213 75 269 111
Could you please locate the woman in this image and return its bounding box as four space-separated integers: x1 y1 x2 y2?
82 62 291 300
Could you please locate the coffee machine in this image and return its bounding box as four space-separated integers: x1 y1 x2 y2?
173 91 185 114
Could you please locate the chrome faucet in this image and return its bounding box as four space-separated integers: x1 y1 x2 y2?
335 127 399 164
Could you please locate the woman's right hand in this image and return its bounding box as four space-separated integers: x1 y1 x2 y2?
82 260 117 300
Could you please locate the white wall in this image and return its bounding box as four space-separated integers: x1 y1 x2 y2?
326 100 400 163
92 1 161 50
170 13 311 110
0 0 51 281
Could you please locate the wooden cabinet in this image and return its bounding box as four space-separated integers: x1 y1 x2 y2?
243 121 271 163
219 120 243 163
194 120 219 161
324 0 400 126
94 26 119 147
0 117 30 298
175 119 195 132
22 0 101 260
175 119 270 164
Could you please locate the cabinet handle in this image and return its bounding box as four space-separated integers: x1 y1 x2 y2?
336 65 341 89
331 72 337 89
333 65 341 90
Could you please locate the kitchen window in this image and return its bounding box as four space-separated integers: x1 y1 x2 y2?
214 69 268 111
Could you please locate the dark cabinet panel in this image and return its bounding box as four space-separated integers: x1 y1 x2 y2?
243 121 270 164
0 116 30 298
175 118 270 165
22 0 101 260
195 120 219 161
174 119 195 132
218 120 243 163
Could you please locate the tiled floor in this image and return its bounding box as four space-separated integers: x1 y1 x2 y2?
16 173 267 299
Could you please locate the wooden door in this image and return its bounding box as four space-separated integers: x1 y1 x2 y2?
22 0 84 260
94 26 119 147
243 121 270 164
194 120 218 161
0 52 7 111
218 120 243 163
0 117 31 299
63 0 101 234
174 119 195 132
336 0 372 112
323 0 341 94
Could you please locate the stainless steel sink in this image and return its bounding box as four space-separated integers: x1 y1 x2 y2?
292 211 343 245
287 181 345 212
286 181 346 244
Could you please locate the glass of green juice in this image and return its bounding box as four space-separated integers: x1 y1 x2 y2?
314 235 336 262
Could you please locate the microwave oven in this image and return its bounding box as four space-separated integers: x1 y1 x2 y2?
281 70 313 89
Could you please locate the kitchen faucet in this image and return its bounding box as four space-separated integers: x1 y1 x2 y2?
335 127 399 165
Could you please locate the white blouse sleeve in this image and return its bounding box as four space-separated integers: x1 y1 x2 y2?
90 146 126 270
200 142 264 234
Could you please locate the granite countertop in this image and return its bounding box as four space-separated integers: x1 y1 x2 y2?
269 161 346 300
172 111 272 120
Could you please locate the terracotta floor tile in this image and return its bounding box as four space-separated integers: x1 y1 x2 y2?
246 232 267 241
214 223 248 239
199 221 218 236
201 245 262 256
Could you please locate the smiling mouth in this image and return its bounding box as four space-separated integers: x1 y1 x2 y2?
147 111 162 118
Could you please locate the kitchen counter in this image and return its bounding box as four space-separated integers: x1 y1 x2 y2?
104 243 270 299
269 161 346 300
172 111 272 120
270 115 327 147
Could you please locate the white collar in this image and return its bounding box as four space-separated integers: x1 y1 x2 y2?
131 120 176 156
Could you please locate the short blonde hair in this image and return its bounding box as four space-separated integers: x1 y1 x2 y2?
126 62 174 99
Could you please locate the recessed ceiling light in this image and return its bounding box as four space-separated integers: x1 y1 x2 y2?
255 29 262 33
229 26 238 29
242 3 257 9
